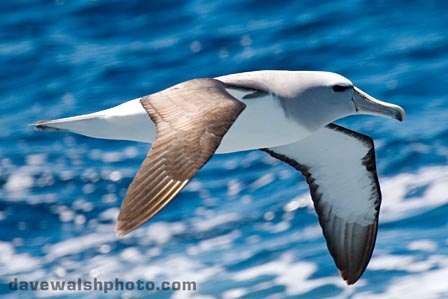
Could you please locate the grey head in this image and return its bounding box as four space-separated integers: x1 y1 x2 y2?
217 70 405 131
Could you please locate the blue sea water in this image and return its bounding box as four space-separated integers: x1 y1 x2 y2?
1 0 448 298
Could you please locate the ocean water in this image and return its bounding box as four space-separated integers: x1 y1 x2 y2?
1 0 448 298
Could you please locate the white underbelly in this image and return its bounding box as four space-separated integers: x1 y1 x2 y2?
91 93 311 154
216 90 311 153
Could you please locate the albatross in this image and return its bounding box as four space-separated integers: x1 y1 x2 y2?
33 70 405 285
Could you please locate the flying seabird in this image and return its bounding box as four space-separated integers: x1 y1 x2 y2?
33 70 405 285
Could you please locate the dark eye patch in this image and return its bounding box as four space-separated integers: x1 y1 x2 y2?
332 85 350 92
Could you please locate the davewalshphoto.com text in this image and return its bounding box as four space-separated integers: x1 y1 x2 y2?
8 277 197 294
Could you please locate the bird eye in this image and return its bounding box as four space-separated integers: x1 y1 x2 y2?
332 85 350 92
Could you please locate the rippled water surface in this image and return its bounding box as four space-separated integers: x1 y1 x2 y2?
1 1 448 298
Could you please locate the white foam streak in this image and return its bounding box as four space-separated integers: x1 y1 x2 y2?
46 234 116 261
234 252 342 295
0 242 40 275
188 231 241 255
192 213 239 232
379 166 448 222
354 267 448 299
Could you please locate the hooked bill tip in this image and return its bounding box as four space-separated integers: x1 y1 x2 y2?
353 86 406 123
395 105 406 122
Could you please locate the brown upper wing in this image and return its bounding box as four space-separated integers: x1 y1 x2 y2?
116 78 246 236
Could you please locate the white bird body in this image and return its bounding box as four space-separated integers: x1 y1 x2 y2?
33 70 405 285
58 90 311 153
38 71 375 153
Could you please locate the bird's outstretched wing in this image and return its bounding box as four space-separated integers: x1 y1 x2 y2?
116 78 246 236
262 124 381 285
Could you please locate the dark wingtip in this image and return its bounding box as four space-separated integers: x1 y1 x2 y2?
341 270 362 285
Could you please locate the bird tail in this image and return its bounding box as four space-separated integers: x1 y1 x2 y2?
31 114 99 132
